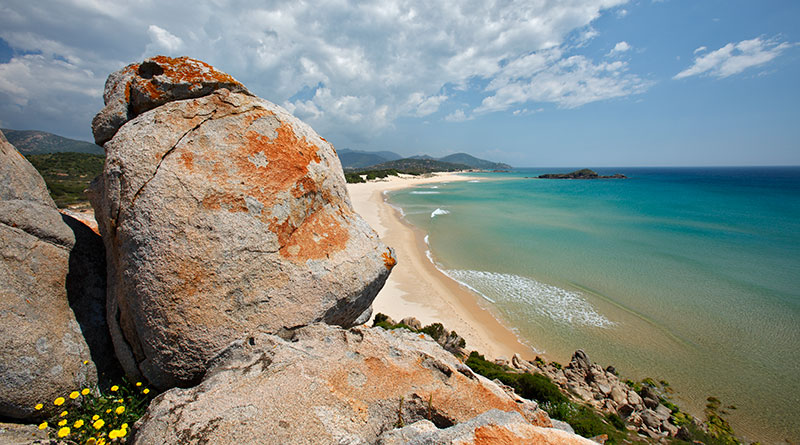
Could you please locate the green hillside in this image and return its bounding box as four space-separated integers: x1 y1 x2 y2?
3 128 103 155
366 158 471 174
439 153 512 170
25 152 104 207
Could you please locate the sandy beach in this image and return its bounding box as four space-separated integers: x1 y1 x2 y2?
347 173 536 361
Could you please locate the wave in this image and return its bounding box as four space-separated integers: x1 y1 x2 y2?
443 269 614 328
429 186 439 189
468 180 481 183
430 208 450 218
410 191 440 194
424 234 429 245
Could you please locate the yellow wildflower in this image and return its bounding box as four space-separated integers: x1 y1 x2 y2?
60 410 68 417
108 429 119 439
83 360 89 365
92 414 99 421
74 419 84 428
97 438 106 445
118 428 128 438
54 397 65 406
58 419 67 427
38 422 47 430
121 423 128 429
81 388 90 396
93 418 104 429
143 388 150 394
70 391 80 399
57 426 70 438
106 408 111 413
34 403 43 410
115 405 125 415
85 439 96 445
110 385 119 392
135 382 142 387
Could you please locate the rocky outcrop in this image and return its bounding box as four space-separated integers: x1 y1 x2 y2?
378 409 594 445
0 131 114 420
133 324 551 444
91 56 251 145
89 57 395 389
511 350 680 439
538 169 626 179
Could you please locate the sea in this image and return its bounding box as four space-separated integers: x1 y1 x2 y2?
386 167 800 443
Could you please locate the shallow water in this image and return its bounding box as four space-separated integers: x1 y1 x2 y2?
387 167 800 442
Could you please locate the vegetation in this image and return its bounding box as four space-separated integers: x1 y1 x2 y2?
372 313 465 355
35 376 155 443
25 152 104 207
363 158 471 174
464 352 626 442
4 128 103 155
344 169 407 183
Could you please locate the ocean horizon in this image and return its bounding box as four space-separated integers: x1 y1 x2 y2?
386 166 800 443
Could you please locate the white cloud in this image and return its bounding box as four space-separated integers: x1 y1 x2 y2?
617 8 628 17
610 41 631 54
146 25 184 55
444 109 469 122
0 0 633 142
674 36 793 79
476 51 649 113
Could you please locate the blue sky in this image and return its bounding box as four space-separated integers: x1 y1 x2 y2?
0 0 797 167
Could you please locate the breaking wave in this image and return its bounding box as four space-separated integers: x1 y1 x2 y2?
431 208 450 218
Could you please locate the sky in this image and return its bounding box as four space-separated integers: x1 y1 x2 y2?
0 0 798 167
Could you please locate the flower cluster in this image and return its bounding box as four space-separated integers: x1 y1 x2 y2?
35 377 154 444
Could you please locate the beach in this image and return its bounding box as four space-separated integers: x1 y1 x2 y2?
347 173 535 361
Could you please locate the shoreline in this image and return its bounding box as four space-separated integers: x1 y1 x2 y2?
347 173 536 361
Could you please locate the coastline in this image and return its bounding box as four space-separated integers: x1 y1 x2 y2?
347 173 536 361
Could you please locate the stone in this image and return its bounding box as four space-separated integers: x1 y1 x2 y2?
662 420 679 436
400 316 422 330
494 356 509 367
0 130 54 206
570 349 591 370
91 56 251 145
676 426 692 441
640 385 659 401
0 134 116 420
0 422 50 444
551 419 576 435
133 324 552 444
655 404 672 421
617 404 635 418
641 410 662 430
595 382 612 396
90 69 395 389
627 390 643 407
609 385 628 405
643 396 659 410
378 410 594 445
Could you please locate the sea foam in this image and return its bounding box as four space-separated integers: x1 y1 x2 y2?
431 208 450 218
444 270 614 328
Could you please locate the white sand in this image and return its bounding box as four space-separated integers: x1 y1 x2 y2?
347 173 535 360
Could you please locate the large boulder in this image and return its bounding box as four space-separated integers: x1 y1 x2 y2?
0 131 114 420
91 56 251 145
378 410 593 445
89 58 395 389
133 324 551 444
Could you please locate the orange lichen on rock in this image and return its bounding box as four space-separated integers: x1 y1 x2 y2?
382 250 396 270
150 56 240 86
277 208 350 261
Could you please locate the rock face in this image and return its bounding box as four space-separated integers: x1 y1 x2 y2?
511 350 681 438
133 324 551 444
0 131 114 420
91 56 251 145
89 57 395 389
378 410 594 445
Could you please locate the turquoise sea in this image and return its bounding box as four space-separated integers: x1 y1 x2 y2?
387 167 800 442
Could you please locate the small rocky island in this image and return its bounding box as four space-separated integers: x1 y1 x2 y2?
538 168 626 179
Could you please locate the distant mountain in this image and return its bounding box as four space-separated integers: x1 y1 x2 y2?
366 158 471 174
439 153 512 170
338 148 403 169
408 154 436 160
2 129 103 155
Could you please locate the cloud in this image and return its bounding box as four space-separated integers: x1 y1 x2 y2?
146 25 184 55
444 109 469 122
610 41 631 54
0 0 632 142
476 51 649 113
674 36 793 79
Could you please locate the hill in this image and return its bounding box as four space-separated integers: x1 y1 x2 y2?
2 128 103 155
439 152 512 170
366 158 471 174
25 152 105 207
337 148 402 169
